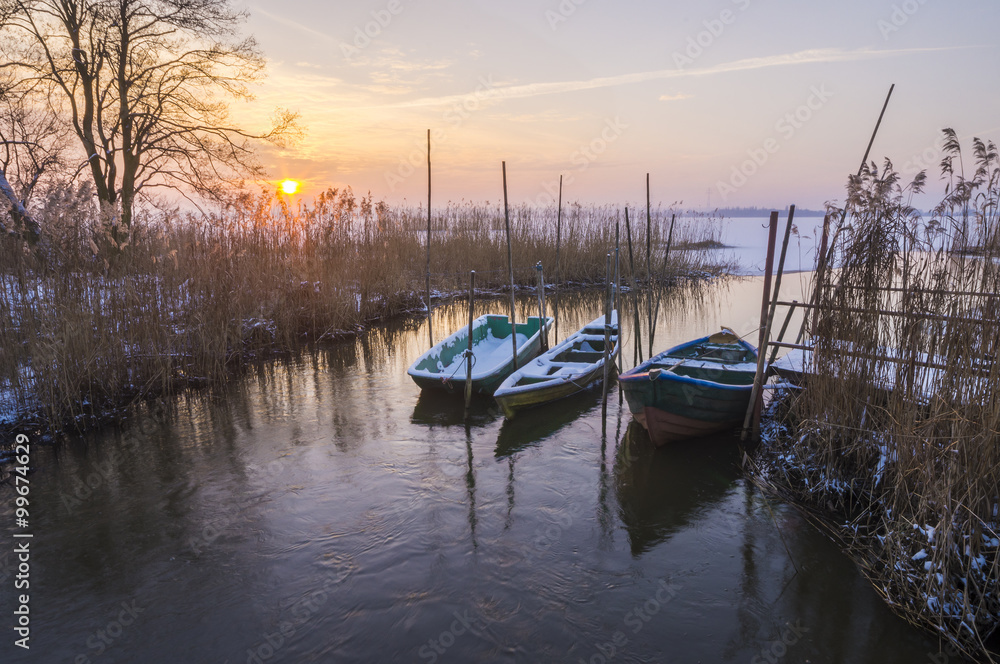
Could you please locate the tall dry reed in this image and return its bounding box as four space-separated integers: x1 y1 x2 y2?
0 187 725 432
755 131 1000 661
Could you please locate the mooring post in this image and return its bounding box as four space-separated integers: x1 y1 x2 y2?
602 252 612 421
808 212 832 338
743 206 796 441
502 162 518 370
624 207 643 366
426 129 433 347
465 270 476 410
645 174 653 359
614 220 621 376
759 212 779 351
536 262 548 352
650 212 676 350
554 174 563 345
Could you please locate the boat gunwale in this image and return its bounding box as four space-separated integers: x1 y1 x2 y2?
618 332 758 392
494 311 620 399
407 314 552 382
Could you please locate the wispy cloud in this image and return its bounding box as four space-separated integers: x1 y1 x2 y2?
659 93 693 102
251 6 336 44
350 46 963 111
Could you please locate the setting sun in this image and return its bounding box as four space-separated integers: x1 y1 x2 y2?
280 179 299 195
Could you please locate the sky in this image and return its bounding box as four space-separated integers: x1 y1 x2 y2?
231 0 1000 210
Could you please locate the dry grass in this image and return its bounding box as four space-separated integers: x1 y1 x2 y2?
755 131 1000 661
0 186 725 432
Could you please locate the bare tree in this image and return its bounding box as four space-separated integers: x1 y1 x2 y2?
1 0 296 233
0 76 55 240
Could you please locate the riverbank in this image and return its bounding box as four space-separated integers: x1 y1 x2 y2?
751 150 1000 662
0 189 729 438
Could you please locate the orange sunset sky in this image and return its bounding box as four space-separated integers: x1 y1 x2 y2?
233 0 1000 210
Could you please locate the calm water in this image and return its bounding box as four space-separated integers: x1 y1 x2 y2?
0 277 974 663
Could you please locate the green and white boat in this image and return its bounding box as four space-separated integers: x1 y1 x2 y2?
493 311 619 418
408 314 553 396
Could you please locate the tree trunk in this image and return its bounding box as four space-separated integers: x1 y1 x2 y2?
0 167 40 242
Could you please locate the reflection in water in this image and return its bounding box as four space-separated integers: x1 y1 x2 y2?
1 278 976 664
614 420 743 556
463 423 478 551
493 389 600 458
410 389 499 427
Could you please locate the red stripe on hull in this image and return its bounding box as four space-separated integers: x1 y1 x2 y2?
636 406 739 447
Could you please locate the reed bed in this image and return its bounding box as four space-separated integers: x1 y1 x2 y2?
754 132 1000 661
0 186 726 433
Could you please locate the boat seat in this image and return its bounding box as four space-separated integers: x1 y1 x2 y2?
556 350 605 363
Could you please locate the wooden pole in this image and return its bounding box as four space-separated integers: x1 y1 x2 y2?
822 84 896 313
624 208 643 365
802 212 832 341
602 252 612 420
502 161 518 370
759 212 779 351
614 219 621 374
426 129 433 347
858 84 895 178
743 206 796 441
465 270 476 409
554 175 563 345
649 212 676 354
536 262 548 351
645 174 653 358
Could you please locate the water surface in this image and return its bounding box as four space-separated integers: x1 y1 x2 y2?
0 277 972 663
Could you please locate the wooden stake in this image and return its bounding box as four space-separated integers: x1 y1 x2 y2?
759 212 779 351
502 161 518 370
554 174 563 345
801 212 832 342
614 220 621 374
465 270 476 409
624 208 643 365
602 252 612 420
649 212 676 349
426 129 433 347
536 262 548 351
743 206 796 441
645 174 653 358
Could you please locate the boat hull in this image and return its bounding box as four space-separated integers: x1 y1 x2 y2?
619 330 757 445
493 312 620 418
494 361 618 418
